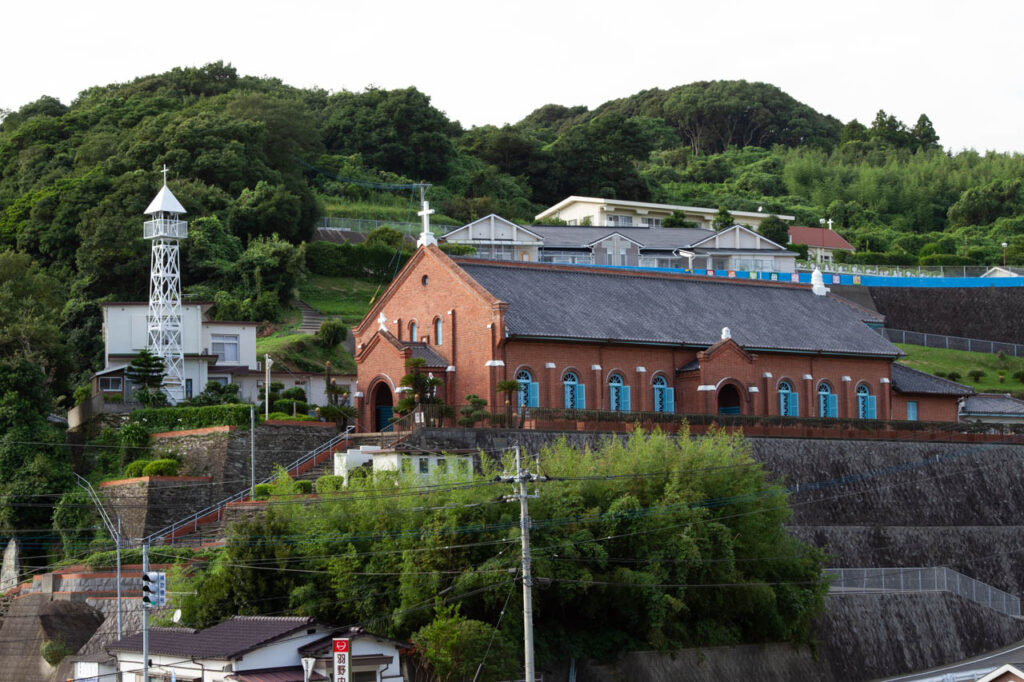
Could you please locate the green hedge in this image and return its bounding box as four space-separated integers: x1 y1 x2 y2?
124 459 149 477
253 483 271 500
272 399 310 415
132 404 255 432
306 241 412 280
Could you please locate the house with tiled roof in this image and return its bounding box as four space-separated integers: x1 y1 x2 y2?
788 225 856 263
352 245 967 430
535 195 795 232
101 616 408 682
442 214 797 272
960 392 1024 424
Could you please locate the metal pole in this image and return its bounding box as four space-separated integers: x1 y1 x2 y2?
264 354 273 421
116 515 122 639
143 542 149 682
250 405 256 499
515 446 536 682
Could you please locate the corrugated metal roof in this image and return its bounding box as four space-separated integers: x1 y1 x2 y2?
458 262 901 357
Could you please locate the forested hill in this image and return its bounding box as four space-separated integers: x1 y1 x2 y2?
3 62 1024 414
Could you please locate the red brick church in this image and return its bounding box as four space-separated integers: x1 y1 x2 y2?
352 245 969 431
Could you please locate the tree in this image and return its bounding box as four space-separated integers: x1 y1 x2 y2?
757 215 790 245
663 211 699 228
713 206 733 231
911 114 940 151
365 226 405 250
125 349 164 391
411 604 518 682
395 358 444 415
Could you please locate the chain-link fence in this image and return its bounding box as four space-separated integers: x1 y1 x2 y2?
882 328 1024 357
826 567 1020 618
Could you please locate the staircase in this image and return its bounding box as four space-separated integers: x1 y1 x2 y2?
294 300 327 335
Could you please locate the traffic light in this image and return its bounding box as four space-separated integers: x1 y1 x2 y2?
141 571 166 608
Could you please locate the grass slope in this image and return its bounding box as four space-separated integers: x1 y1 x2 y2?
298 275 382 326
896 343 1024 395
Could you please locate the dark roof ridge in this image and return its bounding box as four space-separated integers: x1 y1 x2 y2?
452 258 813 291
229 615 314 622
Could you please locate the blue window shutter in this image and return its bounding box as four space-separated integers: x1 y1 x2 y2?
827 394 838 418
528 382 539 408
788 392 800 417
621 386 631 412
608 385 618 411
665 388 675 413
578 384 586 409
866 395 877 419
818 393 827 417
908 401 918 421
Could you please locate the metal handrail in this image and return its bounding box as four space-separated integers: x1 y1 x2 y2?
141 425 354 545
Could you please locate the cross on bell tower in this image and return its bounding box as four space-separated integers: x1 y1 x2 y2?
415 184 437 248
142 166 189 403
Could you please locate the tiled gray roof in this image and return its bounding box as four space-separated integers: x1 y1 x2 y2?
891 363 974 396
528 225 714 251
109 616 316 658
406 343 447 367
459 263 902 357
961 393 1024 416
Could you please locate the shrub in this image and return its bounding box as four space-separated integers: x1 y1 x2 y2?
272 399 310 415
124 459 150 478
118 421 150 448
316 319 347 348
316 475 346 494
281 387 307 402
1013 371 1024 383
967 369 986 382
40 638 72 666
947 371 962 382
253 483 271 500
266 411 315 421
306 241 412 280
295 480 313 495
73 383 92 405
933 371 947 378
142 459 180 477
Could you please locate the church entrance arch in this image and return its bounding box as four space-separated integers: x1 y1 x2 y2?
717 383 742 415
372 382 394 432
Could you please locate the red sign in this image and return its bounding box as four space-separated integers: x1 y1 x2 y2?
333 638 351 682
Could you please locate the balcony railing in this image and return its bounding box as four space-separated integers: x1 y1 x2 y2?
796 261 1000 278
143 218 188 240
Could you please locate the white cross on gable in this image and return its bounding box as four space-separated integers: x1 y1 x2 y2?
161 164 169 186
416 199 438 248
377 312 388 331
826 218 834 230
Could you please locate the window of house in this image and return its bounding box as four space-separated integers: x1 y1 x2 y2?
210 376 229 386
652 375 674 413
818 382 837 418
99 376 123 392
410 322 418 342
563 371 585 410
435 318 443 345
185 378 193 400
857 384 877 419
419 457 429 474
608 373 630 411
641 218 662 228
211 334 239 364
779 380 799 417
516 369 539 408
907 401 918 422
436 458 447 473
401 458 412 473
607 215 633 227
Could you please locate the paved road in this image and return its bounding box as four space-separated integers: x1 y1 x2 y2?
881 639 1024 681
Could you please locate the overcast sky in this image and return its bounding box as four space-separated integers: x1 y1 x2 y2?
4 0 1022 153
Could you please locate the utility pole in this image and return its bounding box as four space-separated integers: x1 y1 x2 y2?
264 354 274 421
115 515 122 639
250 405 256 499
142 542 149 682
500 446 543 682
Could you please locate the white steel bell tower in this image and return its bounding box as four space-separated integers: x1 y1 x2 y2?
143 166 188 404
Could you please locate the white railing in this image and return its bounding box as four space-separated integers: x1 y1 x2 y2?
826 567 1020 618
143 218 188 240
317 218 459 235
142 426 354 546
796 262 1001 278
538 254 595 265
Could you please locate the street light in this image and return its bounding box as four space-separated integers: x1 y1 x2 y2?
1002 242 1008 267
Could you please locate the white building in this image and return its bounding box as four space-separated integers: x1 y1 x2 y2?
100 616 408 682
92 302 345 406
535 195 795 231
334 444 473 483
